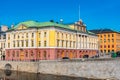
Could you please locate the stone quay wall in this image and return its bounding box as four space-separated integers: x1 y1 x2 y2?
0 58 120 79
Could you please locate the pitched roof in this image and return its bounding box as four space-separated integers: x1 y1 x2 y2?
89 29 120 34
8 20 97 36
12 20 71 30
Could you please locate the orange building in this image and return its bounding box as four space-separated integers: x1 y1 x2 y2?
90 29 120 54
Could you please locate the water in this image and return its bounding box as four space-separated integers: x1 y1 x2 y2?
0 70 104 80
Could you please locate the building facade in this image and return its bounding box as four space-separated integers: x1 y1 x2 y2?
0 25 8 60
5 20 98 61
90 29 120 54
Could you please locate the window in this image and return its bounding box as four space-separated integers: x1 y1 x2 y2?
17 41 19 47
44 41 46 47
108 39 110 42
100 39 102 43
100 45 102 48
32 33 34 38
43 51 47 60
104 39 106 43
3 35 6 39
112 45 114 48
108 50 110 53
31 51 34 56
22 40 24 47
0 35 1 39
66 41 68 47
26 40 28 47
26 33 28 38
44 32 47 37
104 35 106 38
12 51 15 57
73 41 75 48
108 34 110 37
39 32 41 38
57 32 59 38
25 52 28 57
112 39 114 42
70 41 72 47
108 45 110 48
104 45 106 48
38 52 41 58
31 40 34 47
112 34 114 37
104 50 106 53
66 34 67 39
13 41 15 47
39 41 41 47
57 40 59 47
62 40 64 47
8 43 10 48
70 34 71 39
8 34 10 40
14 34 15 39
62 33 63 38
18 35 20 39
4 43 5 48
22 34 24 38
112 50 114 52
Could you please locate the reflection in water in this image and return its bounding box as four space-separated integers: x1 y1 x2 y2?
0 70 104 80
4 70 12 76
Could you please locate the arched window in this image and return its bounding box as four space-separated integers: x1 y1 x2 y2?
38 51 41 58
43 51 47 60
25 51 28 57
12 51 15 57
31 51 34 56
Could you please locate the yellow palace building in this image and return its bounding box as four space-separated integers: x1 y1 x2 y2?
5 20 98 61
90 29 120 54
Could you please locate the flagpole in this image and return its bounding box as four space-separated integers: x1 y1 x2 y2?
79 5 80 20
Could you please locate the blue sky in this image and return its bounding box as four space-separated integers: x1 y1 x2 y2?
0 0 120 30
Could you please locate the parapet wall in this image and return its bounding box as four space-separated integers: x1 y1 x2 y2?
0 58 120 79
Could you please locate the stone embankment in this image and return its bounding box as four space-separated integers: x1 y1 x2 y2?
0 58 120 80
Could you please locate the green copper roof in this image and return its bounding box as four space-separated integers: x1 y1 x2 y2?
13 21 39 29
8 20 97 36
12 20 71 30
86 31 97 36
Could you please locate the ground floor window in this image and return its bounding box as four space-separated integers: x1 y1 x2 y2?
43 51 47 60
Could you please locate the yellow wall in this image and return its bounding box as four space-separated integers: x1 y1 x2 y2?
49 30 56 47
36 31 39 47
